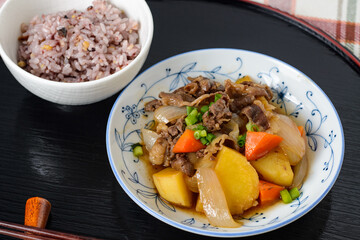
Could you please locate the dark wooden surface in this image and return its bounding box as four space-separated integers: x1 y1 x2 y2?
1 0 359 239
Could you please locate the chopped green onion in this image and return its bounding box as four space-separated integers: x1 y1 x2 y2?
189 108 198 117
200 105 209 113
194 129 207 140
209 102 214 107
289 187 300 199
186 106 194 115
132 144 143 157
200 137 208 145
200 130 207 137
237 134 246 148
214 93 222 102
206 133 216 143
197 112 203 122
185 115 197 126
195 125 206 130
280 189 292 204
185 117 191 126
246 121 259 132
185 109 199 126
194 130 201 140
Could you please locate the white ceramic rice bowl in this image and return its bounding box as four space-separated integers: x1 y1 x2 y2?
0 0 153 105
106 48 344 237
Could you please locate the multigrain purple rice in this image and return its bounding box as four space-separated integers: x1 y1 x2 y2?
17 0 141 82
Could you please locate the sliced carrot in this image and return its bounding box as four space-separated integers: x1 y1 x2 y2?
258 180 285 205
245 131 283 161
298 126 304 137
172 129 206 153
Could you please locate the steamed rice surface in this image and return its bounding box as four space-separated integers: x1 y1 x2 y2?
17 0 141 82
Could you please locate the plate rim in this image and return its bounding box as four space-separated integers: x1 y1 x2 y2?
106 48 345 237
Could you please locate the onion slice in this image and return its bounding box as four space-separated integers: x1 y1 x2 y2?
184 174 199 193
141 129 160 151
268 114 305 165
291 133 308 188
291 154 308 189
196 168 242 228
154 106 187 124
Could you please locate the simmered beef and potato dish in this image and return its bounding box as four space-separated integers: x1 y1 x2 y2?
135 75 307 228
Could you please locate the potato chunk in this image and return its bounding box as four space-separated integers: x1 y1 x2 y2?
214 147 259 215
251 149 294 186
153 168 193 207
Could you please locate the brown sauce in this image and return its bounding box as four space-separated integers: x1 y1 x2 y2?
239 200 282 220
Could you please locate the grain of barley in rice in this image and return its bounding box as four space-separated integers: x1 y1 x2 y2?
17 0 141 82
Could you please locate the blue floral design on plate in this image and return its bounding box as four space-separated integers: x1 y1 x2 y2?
258 67 303 117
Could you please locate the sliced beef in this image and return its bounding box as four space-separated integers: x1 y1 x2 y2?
202 94 232 132
149 137 167 165
202 134 240 161
156 116 186 168
197 78 211 93
230 96 254 112
175 115 186 133
225 80 253 112
185 75 225 97
156 122 168 133
224 80 273 113
157 76 226 107
153 114 196 176
171 153 195 177
159 91 195 107
195 148 206 158
187 76 212 97
242 81 273 100
144 99 162 112
189 93 213 107
241 103 270 130
167 125 179 137
183 82 199 96
159 131 176 167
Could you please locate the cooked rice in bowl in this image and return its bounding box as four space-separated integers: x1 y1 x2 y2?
17 0 141 82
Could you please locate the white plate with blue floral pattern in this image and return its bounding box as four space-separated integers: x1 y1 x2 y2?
106 48 344 237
